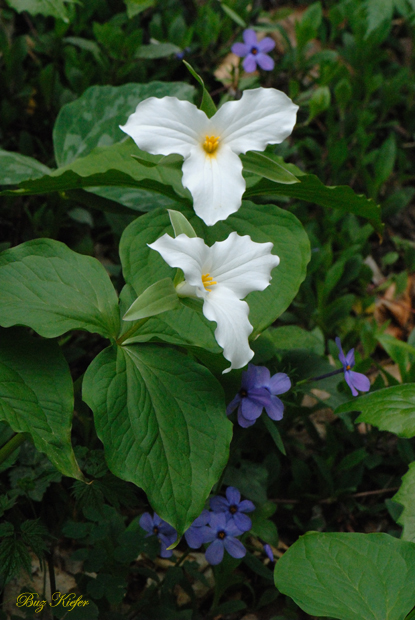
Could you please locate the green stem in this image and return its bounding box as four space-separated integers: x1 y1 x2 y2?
0 433 28 465
116 317 151 345
296 368 344 386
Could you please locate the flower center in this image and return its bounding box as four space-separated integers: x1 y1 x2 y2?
153 526 159 535
218 531 226 540
346 365 351 370
202 273 217 292
239 388 248 398
229 505 237 514
203 135 220 155
251 47 258 55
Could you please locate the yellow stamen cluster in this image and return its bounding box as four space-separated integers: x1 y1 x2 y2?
203 135 220 155
202 273 217 292
346 365 351 370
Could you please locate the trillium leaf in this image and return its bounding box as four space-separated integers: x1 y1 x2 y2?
0 239 119 339
0 328 83 480
168 209 197 238
394 462 415 542
334 384 415 438
274 531 415 620
82 344 232 534
245 174 383 233
4 0 75 22
123 278 179 322
0 149 51 186
53 82 195 167
241 152 299 185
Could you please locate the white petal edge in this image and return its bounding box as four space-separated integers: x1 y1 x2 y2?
210 232 280 299
213 88 299 155
182 144 245 226
120 96 209 158
203 287 254 373
148 233 208 290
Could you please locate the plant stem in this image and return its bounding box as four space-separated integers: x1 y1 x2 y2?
0 433 28 465
296 368 344 386
116 317 150 345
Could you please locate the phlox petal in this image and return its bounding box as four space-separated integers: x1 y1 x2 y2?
213 88 298 155
237 410 256 427
268 372 291 395
344 371 358 397
226 393 241 415
232 42 250 57
348 370 370 393
243 363 271 388
139 512 154 534
238 499 255 513
264 395 284 421
256 54 274 71
184 527 205 549
148 234 208 292
120 96 207 157
182 144 245 226
233 511 252 532
223 536 246 559
226 486 241 505
243 29 258 46
335 337 347 366
159 540 173 558
209 232 279 299
258 37 275 53
206 540 225 565
243 55 257 73
345 348 355 367
203 288 254 373
240 388 271 420
210 496 229 512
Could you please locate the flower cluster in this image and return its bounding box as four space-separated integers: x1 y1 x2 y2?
140 487 263 566
227 363 291 427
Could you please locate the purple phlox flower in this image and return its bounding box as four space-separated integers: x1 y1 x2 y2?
210 486 255 532
227 363 291 428
176 46 191 60
184 509 211 549
203 512 246 565
231 29 275 73
139 512 177 558
263 543 274 562
335 337 370 397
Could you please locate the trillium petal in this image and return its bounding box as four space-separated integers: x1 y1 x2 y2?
258 37 275 53
213 88 298 155
348 370 370 393
256 53 274 71
120 96 207 158
268 372 291 395
264 395 284 421
243 29 258 46
226 487 241 505
243 55 257 73
206 540 225 565
148 233 208 291
223 536 246 559
182 145 245 226
210 232 280 299
203 288 254 372
232 42 250 57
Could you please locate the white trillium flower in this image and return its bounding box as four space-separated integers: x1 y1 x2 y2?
148 232 280 373
120 88 298 226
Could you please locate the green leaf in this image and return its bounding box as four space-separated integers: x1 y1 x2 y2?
183 60 217 119
168 209 197 238
364 0 394 36
274 531 415 620
394 462 415 542
220 3 247 27
377 333 415 382
308 86 331 122
260 325 325 355
0 149 51 186
82 344 232 534
0 328 83 480
53 82 195 167
0 239 119 339
123 278 179 321
245 174 383 233
120 202 310 344
335 385 415 438
262 415 286 455
136 43 182 58
241 152 299 185
4 0 75 22
124 0 154 18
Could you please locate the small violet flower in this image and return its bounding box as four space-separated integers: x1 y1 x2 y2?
227 363 291 427
335 337 370 397
184 509 211 549
203 513 246 565
232 29 275 73
210 486 255 532
139 512 177 558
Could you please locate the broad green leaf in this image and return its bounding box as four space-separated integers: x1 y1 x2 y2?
0 239 119 339
82 344 232 533
364 0 394 36
5 0 75 22
123 278 179 321
136 43 182 58
0 149 51 185
260 325 325 355
53 82 195 167
394 462 415 542
240 152 299 185
120 202 310 343
245 174 383 233
0 140 189 206
0 328 83 480
124 0 154 18
377 333 415 382
274 531 415 620
335 385 415 438
183 61 217 119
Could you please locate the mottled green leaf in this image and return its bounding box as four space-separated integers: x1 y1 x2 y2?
0 149 51 185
